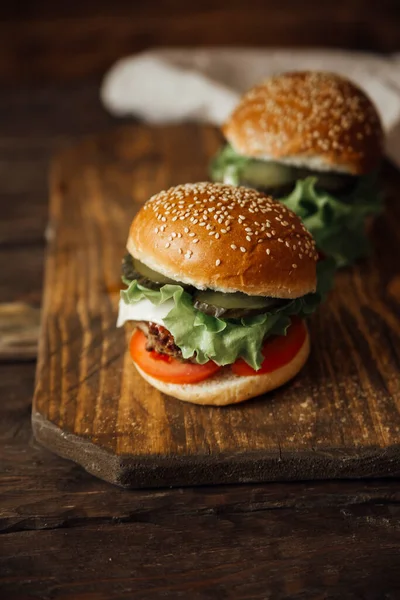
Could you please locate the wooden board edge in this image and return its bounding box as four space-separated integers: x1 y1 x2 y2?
32 411 400 489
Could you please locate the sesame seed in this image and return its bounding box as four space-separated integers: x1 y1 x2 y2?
215 259 221 266
266 249 271 255
144 182 318 271
292 264 297 269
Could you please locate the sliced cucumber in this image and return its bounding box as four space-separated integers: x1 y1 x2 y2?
193 290 285 318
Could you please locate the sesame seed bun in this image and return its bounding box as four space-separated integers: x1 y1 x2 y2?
223 71 384 175
128 182 318 299
133 327 310 405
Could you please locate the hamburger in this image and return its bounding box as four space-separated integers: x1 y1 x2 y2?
211 71 384 267
117 182 332 406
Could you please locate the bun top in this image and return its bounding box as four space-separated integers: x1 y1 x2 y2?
223 71 384 175
127 182 318 299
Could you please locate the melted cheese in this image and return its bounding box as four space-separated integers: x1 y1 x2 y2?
116 297 174 327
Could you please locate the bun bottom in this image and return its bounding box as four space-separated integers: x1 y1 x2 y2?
132 330 310 406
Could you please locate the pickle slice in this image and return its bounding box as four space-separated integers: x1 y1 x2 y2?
195 290 271 310
241 160 356 193
212 143 358 194
122 255 183 290
122 255 288 317
242 161 297 188
194 290 285 318
133 259 177 285
306 170 357 192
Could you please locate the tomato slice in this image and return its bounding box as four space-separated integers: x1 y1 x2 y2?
232 318 307 376
130 329 221 384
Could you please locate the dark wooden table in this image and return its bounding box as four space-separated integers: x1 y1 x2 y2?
1 81 400 600
1 2 400 596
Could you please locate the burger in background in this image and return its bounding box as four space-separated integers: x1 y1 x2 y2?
117 182 333 406
211 71 384 267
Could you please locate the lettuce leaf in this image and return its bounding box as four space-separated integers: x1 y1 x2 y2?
210 144 382 267
210 143 251 184
279 176 382 267
120 260 334 369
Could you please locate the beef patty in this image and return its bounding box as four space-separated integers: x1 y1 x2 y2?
144 322 184 360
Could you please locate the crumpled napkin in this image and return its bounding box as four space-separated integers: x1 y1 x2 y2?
101 48 400 167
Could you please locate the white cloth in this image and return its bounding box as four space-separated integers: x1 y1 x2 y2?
101 48 400 167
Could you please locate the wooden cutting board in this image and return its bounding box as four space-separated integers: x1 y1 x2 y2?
32 124 400 488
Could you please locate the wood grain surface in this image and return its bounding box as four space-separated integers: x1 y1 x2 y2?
1 54 400 600
0 303 40 360
2 503 400 600
4 360 400 599
1 0 400 83
31 124 400 488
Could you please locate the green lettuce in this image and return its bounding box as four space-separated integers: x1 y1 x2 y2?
280 176 382 267
210 143 251 184
121 260 334 370
210 144 382 267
